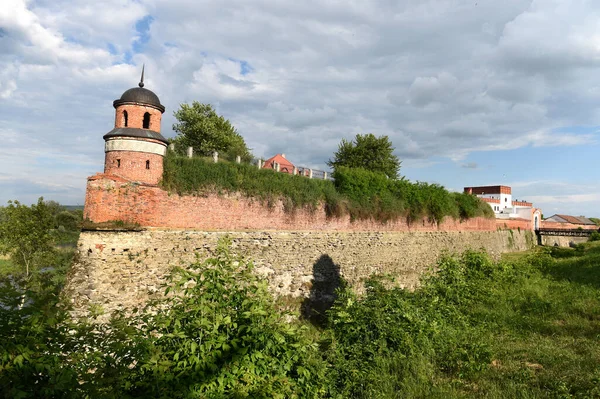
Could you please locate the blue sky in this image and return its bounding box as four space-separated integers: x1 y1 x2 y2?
0 0 599 217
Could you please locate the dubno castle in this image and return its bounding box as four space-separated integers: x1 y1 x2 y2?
84 73 537 232
68 73 538 317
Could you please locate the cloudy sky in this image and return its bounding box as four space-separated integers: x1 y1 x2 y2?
1 0 599 217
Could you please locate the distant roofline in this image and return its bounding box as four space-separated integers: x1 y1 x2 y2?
464 185 511 195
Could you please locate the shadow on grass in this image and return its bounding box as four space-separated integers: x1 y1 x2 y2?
300 254 342 328
541 244 600 290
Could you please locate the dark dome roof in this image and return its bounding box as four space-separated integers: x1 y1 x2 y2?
113 86 165 113
103 127 168 144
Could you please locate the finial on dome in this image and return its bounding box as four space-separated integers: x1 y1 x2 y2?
139 64 145 88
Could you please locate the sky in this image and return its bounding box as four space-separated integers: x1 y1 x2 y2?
1 0 599 217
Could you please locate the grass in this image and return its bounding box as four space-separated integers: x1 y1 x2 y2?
2 237 600 397
464 245 600 397
0 257 17 278
80 219 143 231
317 242 600 398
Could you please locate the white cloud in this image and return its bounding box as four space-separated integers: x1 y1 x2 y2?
1 0 600 214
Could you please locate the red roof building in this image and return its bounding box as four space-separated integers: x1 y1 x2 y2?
262 153 295 175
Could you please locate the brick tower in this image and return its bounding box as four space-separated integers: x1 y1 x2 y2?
103 66 168 185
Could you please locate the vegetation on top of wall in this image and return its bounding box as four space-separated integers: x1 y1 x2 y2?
162 153 338 213
171 102 253 163
327 133 401 179
332 166 494 223
162 154 494 223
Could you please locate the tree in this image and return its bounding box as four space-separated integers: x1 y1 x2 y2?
0 198 55 280
172 101 252 161
327 133 401 179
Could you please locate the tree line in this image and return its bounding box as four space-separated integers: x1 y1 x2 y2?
170 101 402 179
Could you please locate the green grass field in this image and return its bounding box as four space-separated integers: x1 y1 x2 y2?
469 244 600 398
0 257 18 278
334 243 600 398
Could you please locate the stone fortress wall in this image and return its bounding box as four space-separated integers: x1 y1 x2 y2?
69 74 538 319
66 228 534 319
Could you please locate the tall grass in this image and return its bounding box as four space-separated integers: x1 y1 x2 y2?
162 155 494 223
323 242 600 398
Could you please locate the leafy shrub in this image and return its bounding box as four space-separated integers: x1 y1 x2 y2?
55 210 79 231
163 153 339 215
111 241 327 398
0 241 328 398
589 231 600 242
332 166 405 221
324 251 500 397
332 167 492 224
453 192 495 220
163 156 494 225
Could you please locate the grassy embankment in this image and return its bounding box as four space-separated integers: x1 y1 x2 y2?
161 155 494 224
327 242 600 398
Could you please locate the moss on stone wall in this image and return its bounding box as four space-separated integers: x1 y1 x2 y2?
65 229 534 320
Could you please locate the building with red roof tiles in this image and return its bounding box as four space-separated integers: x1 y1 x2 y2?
262 153 295 175
544 214 596 226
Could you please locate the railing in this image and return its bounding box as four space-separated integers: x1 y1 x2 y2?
174 145 334 181
255 159 334 181
536 228 599 237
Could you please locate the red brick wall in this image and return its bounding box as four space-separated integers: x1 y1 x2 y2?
84 176 499 232
104 152 164 185
540 221 598 230
114 104 163 132
496 218 532 231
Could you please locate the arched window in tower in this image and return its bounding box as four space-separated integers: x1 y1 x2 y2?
123 110 128 127
117 159 121 168
146 160 150 170
143 112 151 129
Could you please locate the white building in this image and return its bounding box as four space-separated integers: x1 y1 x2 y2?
464 185 541 230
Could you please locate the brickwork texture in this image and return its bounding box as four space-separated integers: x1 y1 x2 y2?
84 175 499 232
103 151 164 185
114 104 163 131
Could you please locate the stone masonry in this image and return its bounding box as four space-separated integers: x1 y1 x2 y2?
65 229 534 320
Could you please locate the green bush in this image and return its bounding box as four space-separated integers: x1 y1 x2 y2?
162 156 494 225
589 231 600 242
332 166 405 221
110 240 328 397
332 167 492 224
324 251 498 397
3 235 600 398
0 241 328 398
162 154 339 215
55 210 79 231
